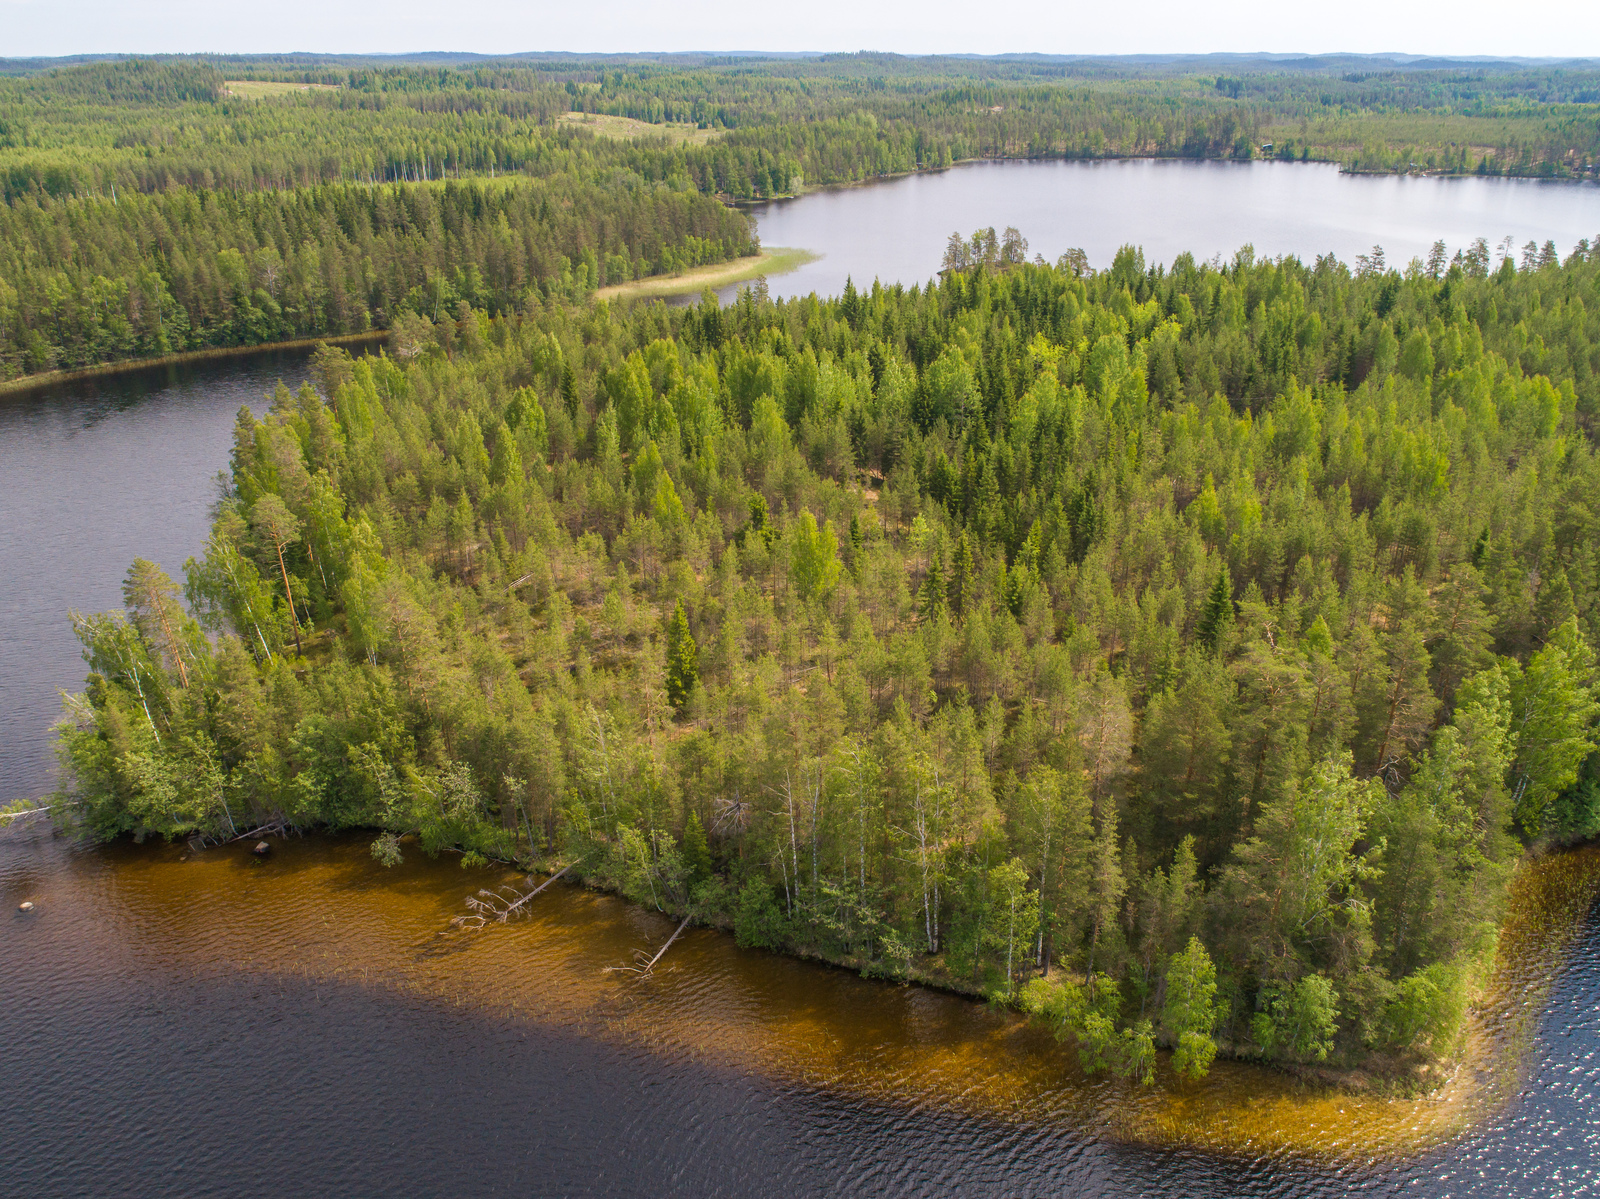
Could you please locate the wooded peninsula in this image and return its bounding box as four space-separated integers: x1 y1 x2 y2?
26 222 1600 1084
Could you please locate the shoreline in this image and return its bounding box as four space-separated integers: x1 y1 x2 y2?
741 153 1597 209
513 834 1600 1112
0 251 820 393
17 818 1596 1161
0 331 388 397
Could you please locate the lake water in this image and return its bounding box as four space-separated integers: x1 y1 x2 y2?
3 161 1600 1196
2 829 1598 1198
738 160 1600 302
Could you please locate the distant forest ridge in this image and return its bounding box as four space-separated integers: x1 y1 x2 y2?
4 51 1600 76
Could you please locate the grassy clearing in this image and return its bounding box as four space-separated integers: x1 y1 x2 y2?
557 111 719 147
224 81 340 99
594 247 816 302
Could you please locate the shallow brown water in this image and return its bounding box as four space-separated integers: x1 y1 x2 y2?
4 828 1599 1197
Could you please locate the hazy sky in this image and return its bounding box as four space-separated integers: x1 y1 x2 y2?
2 0 1597 60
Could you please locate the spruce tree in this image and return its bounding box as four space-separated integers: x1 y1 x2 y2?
950 532 976 621
1196 567 1233 655
665 599 698 710
682 810 712 884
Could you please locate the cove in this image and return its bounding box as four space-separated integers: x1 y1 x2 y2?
0 349 313 800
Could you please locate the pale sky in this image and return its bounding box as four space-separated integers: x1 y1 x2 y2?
1 0 1597 60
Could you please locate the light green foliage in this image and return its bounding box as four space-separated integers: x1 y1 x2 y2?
1383 960 1471 1056
985 857 1041 994
790 510 842 601
1506 620 1600 832
371 831 404 867
1162 936 1220 1079
1117 1020 1158 1086
1253 974 1341 1062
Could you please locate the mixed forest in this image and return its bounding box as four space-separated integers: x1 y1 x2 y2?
36 230 1600 1081
3 54 1599 380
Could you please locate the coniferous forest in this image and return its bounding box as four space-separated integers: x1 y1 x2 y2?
38 232 1600 1080
3 54 1600 379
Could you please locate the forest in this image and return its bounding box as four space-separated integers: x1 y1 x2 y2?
3 55 1599 380
34 230 1600 1081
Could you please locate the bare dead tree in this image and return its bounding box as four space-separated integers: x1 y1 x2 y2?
604 914 692 976
451 863 573 930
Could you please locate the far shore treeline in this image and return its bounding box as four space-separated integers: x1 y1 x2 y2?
26 232 1600 1084
3 56 1600 380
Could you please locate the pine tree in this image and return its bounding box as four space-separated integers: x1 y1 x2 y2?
665 599 698 710
919 550 947 623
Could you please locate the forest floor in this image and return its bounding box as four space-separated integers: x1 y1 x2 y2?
595 247 818 302
223 80 340 99
555 112 720 147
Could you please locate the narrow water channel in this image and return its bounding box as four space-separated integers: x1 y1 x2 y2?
0 351 312 800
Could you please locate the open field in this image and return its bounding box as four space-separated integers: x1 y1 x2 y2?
595 247 816 302
224 80 340 99
557 111 720 147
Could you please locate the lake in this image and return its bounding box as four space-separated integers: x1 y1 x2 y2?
2 159 1599 1197
736 160 1600 303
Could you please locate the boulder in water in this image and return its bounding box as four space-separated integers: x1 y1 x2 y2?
18 901 34 912
252 841 271 857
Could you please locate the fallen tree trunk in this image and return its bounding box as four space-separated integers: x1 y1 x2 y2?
502 863 573 916
643 915 693 972
457 862 574 928
607 914 694 976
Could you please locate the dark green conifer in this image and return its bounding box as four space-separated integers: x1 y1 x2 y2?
666 599 698 709
682 810 712 884
1196 567 1233 654
951 531 976 620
